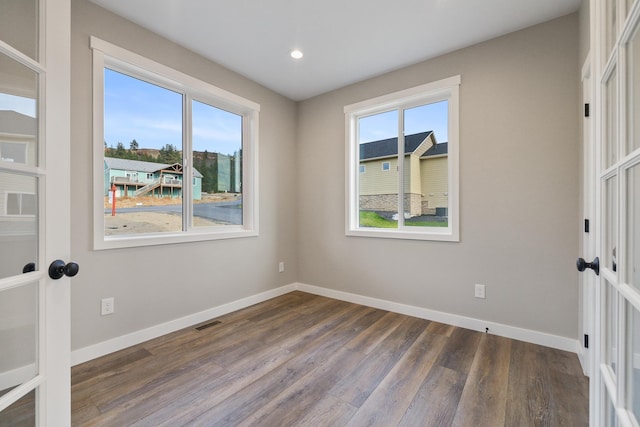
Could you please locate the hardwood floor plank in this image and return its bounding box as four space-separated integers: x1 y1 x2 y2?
425 321 455 337
175 306 387 426
345 311 406 355
294 394 358 426
504 340 553 426
345 330 448 427
435 327 482 373
71 347 152 386
131 347 295 427
328 316 430 407
237 349 367 426
549 370 589 426
398 366 467 427
451 334 511 427
86 360 227 426
67 292 589 427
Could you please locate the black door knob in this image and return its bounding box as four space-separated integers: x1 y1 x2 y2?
577 257 599 276
48 260 80 280
22 262 36 274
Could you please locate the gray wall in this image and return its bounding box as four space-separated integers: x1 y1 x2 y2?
70 3 581 351
70 0 298 350
296 14 580 339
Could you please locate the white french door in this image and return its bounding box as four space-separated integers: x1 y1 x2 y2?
590 0 640 425
0 0 71 425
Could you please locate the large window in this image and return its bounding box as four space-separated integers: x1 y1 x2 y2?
345 76 460 241
92 37 259 249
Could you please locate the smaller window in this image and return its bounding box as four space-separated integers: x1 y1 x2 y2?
6 192 36 216
345 75 460 242
0 141 28 164
359 165 366 174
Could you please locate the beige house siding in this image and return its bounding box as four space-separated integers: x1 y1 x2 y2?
359 157 397 196
420 156 448 211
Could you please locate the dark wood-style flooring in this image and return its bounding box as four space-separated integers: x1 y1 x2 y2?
70 291 588 426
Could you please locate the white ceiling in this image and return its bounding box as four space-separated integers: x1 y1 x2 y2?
89 0 582 101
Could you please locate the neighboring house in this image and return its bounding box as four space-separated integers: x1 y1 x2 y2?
359 131 448 216
0 110 37 278
0 110 37 234
216 152 242 193
104 157 203 200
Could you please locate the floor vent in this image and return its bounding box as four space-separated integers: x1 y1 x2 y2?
195 320 222 331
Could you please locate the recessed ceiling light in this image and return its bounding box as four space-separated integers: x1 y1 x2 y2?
290 49 303 59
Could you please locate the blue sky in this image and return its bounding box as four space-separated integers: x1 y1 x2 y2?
104 68 241 155
358 100 448 144
0 93 36 117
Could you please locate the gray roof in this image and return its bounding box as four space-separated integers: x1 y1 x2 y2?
422 142 448 157
0 110 37 136
105 157 203 178
360 131 432 160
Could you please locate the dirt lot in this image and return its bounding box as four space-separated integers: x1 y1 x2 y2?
103 193 237 235
104 193 239 209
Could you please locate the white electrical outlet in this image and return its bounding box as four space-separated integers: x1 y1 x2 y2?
474 284 486 299
278 261 285 273
101 297 114 315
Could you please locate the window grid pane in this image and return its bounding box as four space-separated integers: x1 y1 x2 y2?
103 68 184 236
628 21 640 156
403 102 449 229
606 69 619 168
628 163 640 292
358 110 399 229
191 100 243 227
628 302 640 423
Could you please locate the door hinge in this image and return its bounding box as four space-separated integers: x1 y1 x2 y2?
584 219 590 233
584 103 590 117
584 334 589 349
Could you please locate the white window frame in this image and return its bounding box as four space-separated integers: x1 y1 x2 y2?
91 37 259 249
345 75 460 242
381 161 391 171
359 164 366 174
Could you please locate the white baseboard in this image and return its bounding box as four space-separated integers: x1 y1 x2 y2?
71 281 580 366
295 283 580 354
70 284 296 366
0 364 36 392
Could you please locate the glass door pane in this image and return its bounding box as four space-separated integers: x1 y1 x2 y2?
629 163 640 291
606 0 618 58
606 70 619 168
605 175 619 273
0 54 38 167
0 282 38 394
191 100 243 227
628 303 640 423
0 172 37 280
403 101 449 228
0 0 38 61
358 110 399 228
0 390 35 426
606 280 619 376
627 21 640 155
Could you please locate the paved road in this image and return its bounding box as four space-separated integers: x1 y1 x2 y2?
106 200 242 225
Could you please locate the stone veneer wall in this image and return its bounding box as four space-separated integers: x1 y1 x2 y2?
360 193 423 216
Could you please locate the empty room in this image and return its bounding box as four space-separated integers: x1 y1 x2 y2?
1 0 638 425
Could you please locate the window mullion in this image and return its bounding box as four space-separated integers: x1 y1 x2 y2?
183 94 193 231
397 109 405 228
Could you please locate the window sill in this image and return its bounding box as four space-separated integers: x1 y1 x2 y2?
345 227 459 242
93 227 258 250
